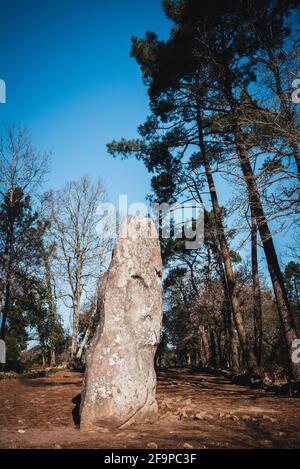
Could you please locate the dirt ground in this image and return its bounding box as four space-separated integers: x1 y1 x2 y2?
0 368 300 449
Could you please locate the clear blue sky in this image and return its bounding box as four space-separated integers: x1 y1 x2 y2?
0 0 171 206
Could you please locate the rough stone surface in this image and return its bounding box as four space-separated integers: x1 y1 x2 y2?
80 216 163 430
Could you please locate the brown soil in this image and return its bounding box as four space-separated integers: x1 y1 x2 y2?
0 368 300 449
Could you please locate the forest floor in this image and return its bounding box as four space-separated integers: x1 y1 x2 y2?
0 367 300 449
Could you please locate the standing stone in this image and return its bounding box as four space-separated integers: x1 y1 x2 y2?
80 216 163 430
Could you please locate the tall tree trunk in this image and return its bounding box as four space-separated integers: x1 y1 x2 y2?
70 261 82 358
229 314 240 373
0 275 11 340
44 254 58 368
197 110 259 374
221 299 229 367
250 203 263 369
198 324 210 367
234 125 300 380
0 190 14 340
210 235 240 372
216 330 223 368
209 329 217 368
50 348 56 367
71 298 80 358
76 272 107 360
76 323 92 361
42 352 46 369
186 352 192 366
155 342 163 369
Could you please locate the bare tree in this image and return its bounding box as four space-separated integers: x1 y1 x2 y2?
45 176 111 359
0 126 49 196
76 271 108 360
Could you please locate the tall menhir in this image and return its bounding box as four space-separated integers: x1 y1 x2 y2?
80 216 163 429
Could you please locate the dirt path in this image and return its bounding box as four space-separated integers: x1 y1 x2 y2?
0 368 300 448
